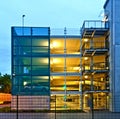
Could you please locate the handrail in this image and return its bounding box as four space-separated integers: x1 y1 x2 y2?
81 20 109 35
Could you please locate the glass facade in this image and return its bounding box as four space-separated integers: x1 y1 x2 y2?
12 27 50 96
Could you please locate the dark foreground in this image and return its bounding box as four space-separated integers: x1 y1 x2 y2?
0 111 120 119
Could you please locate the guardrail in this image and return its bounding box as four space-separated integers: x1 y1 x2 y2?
81 20 109 35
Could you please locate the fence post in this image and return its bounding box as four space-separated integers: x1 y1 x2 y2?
55 95 56 119
16 95 18 119
91 93 94 119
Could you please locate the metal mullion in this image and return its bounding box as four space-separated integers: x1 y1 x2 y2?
30 28 33 95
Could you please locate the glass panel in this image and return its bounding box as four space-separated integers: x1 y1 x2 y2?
32 85 49 92
12 86 19 95
50 58 64 73
66 58 80 73
50 95 80 110
66 39 80 54
32 66 49 75
14 57 31 65
13 76 31 86
14 46 31 56
13 27 31 36
12 77 18 85
32 38 48 46
14 37 31 46
32 47 48 54
13 66 31 75
32 76 49 82
50 39 64 54
32 58 49 65
50 76 80 92
32 27 49 36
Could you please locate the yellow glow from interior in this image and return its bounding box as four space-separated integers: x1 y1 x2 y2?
42 41 48 46
50 42 59 49
73 52 81 54
85 80 91 84
50 61 53 65
42 58 49 64
84 75 88 79
51 77 53 81
52 58 60 64
85 66 90 70
83 38 89 42
101 77 104 81
73 67 80 70
42 76 49 79
53 42 57 47
84 57 88 60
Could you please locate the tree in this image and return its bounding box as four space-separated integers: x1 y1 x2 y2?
0 74 11 93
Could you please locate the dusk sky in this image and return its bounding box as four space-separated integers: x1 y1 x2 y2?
0 0 106 75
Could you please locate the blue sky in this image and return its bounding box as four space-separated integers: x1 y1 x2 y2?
0 0 106 74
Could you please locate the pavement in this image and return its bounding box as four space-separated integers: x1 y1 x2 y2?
0 112 120 119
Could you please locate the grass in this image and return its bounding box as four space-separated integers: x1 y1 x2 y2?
0 107 11 113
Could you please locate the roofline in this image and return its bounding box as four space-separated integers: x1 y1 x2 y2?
50 35 81 38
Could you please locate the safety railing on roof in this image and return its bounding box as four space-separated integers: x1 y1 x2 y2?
50 28 81 36
81 20 109 35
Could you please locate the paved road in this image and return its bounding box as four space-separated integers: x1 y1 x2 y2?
0 112 120 119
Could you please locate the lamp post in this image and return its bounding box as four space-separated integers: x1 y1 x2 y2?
22 15 25 35
22 15 25 27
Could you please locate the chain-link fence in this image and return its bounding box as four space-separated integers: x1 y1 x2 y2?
0 94 120 119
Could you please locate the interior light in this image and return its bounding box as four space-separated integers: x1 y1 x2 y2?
53 42 57 47
50 60 53 65
79 67 82 71
42 58 48 64
73 67 80 70
50 42 58 49
42 41 48 46
50 44 53 49
23 81 27 86
84 75 88 79
84 38 89 42
84 57 88 60
85 94 88 97
53 58 59 63
51 77 53 81
101 78 104 81
106 67 109 69
101 92 104 96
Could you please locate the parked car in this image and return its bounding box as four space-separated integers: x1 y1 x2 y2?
24 84 49 92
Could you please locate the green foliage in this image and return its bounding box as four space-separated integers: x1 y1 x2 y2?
0 73 11 93
0 107 11 112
